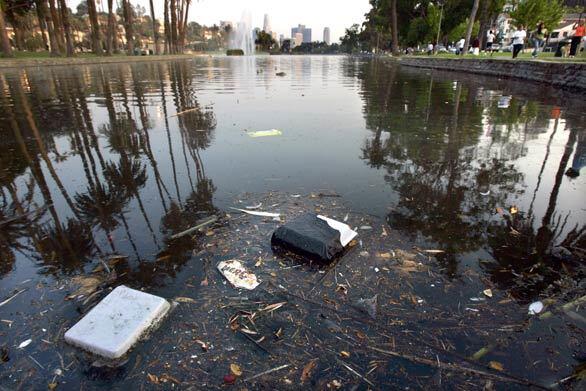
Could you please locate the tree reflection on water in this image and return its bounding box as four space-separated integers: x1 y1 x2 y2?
355 59 585 299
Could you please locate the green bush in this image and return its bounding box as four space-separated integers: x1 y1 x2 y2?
226 49 244 56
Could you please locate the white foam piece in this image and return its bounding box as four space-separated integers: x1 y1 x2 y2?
64 285 170 359
317 215 358 247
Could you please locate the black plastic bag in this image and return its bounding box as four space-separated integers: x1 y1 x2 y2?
271 213 345 263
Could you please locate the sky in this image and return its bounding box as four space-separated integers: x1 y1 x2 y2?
72 0 371 44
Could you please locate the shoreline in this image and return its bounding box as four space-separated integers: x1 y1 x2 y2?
399 56 586 90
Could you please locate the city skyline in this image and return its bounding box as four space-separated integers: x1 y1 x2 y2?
69 0 370 44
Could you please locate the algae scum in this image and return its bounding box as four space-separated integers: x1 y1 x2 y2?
0 56 585 389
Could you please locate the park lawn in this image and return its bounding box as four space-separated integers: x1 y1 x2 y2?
428 50 586 62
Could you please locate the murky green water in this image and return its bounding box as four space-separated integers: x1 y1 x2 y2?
0 56 584 388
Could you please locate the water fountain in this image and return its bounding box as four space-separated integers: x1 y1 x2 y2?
229 10 254 55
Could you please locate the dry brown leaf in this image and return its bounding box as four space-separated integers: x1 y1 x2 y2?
300 359 317 383
67 276 104 299
340 351 350 358
509 206 518 215
496 207 504 215
377 252 392 259
147 373 159 383
489 361 504 371
48 382 58 390
261 302 286 313
230 363 242 377
483 289 493 298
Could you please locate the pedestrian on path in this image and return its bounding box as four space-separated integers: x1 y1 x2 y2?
512 26 526 59
569 20 585 57
531 22 546 58
486 29 495 55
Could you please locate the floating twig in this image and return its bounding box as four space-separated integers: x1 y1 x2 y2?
168 107 199 117
336 359 375 387
238 330 271 355
243 364 290 382
0 289 26 307
170 216 218 240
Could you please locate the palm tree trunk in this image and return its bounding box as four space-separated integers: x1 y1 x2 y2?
34 1 49 50
149 0 159 55
122 0 134 55
57 0 75 56
48 0 65 54
87 0 103 55
38 0 59 56
390 0 399 55
163 0 170 54
179 0 190 52
105 0 117 54
463 0 480 55
170 0 178 54
0 5 13 57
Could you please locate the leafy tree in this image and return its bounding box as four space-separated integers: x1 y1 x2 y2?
254 29 274 51
510 0 564 31
340 24 361 53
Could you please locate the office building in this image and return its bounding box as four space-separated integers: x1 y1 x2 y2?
291 24 312 43
263 14 271 33
323 27 331 44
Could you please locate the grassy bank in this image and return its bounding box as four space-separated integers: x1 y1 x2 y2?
0 52 206 69
410 50 586 62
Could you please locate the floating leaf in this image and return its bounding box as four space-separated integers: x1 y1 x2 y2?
261 301 286 313
230 363 242 377
489 361 504 371
301 359 317 383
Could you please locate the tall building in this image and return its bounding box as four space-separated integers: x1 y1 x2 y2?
291 24 312 43
323 27 331 44
263 14 271 33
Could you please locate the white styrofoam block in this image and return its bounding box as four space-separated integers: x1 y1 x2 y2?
64 285 170 359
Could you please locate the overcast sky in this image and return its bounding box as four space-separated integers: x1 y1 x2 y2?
71 0 370 43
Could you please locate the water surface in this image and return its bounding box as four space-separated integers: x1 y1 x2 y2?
0 55 584 388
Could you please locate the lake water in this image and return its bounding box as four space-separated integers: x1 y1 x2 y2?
0 56 584 388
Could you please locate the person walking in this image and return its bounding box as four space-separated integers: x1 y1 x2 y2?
569 20 585 58
512 25 526 59
531 22 546 58
486 29 495 55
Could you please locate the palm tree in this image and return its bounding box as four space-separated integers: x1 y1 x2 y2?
37 0 60 56
48 0 65 54
105 0 118 54
122 0 134 55
86 0 103 55
0 3 12 57
390 0 399 55
57 0 74 56
149 0 159 54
